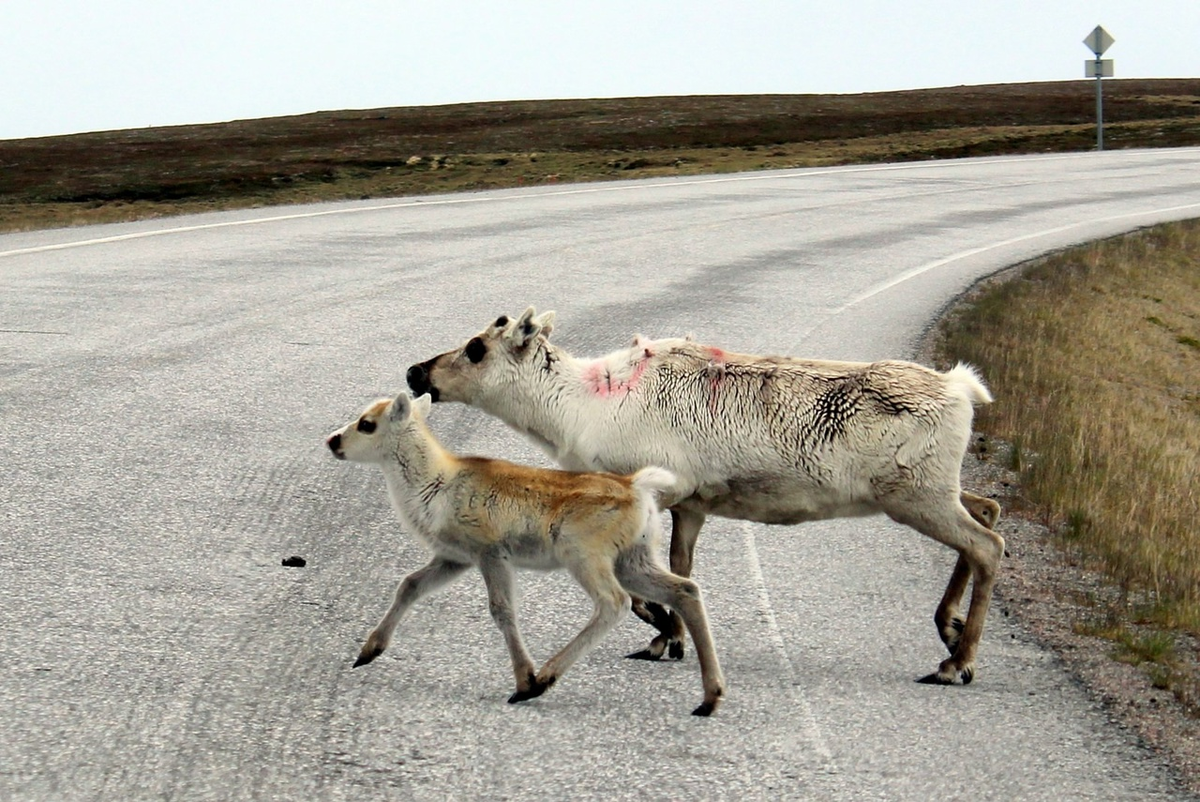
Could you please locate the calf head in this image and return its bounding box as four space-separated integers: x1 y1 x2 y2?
326 392 433 463
407 307 556 404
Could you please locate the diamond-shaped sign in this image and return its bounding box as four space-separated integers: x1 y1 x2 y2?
1084 25 1115 56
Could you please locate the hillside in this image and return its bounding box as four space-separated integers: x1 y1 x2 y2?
2 79 1199 232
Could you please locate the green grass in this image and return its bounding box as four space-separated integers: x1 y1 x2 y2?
938 219 1200 677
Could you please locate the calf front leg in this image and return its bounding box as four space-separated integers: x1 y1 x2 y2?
627 506 704 661
478 553 541 703
354 557 470 667
533 563 630 698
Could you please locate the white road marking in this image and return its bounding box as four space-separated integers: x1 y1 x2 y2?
742 520 834 762
833 199 1200 314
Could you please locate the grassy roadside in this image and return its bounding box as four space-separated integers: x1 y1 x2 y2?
2 79 1199 233
936 219 1200 714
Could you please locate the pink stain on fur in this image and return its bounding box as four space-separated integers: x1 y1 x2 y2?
583 352 651 398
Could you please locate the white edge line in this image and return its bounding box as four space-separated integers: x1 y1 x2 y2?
834 200 1200 313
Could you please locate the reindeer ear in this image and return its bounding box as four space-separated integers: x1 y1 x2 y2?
534 310 555 339
505 306 550 348
488 313 511 334
413 393 433 417
389 392 413 422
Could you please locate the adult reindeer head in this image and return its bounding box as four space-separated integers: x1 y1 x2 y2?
406 307 556 404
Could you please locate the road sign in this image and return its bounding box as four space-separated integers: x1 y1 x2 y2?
1082 26 1115 151
1084 25 1115 56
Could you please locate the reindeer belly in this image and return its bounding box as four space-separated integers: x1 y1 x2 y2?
690 474 881 525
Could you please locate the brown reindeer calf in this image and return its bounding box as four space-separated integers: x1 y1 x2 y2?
326 391 726 716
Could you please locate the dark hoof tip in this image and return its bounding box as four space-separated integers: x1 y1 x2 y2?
668 641 685 661
508 676 554 704
625 648 664 661
692 701 715 717
962 667 975 685
353 647 382 668
916 672 954 685
281 555 306 568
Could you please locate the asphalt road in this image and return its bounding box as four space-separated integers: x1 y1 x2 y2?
4 149 1200 801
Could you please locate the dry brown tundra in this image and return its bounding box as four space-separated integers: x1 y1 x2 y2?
407 308 1003 686
326 391 726 716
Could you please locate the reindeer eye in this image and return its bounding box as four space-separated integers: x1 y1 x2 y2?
356 418 376 433
465 337 487 363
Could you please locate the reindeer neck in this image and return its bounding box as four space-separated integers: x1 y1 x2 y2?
380 423 455 510
484 339 638 459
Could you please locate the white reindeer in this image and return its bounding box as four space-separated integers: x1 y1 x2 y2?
406 308 1004 686
326 390 726 716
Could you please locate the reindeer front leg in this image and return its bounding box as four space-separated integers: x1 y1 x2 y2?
354 557 470 667
478 552 543 703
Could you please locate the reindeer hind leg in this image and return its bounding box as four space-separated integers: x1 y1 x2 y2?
627 507 704 661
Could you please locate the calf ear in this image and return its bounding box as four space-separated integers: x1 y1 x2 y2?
505 307 553 348
413 393 433 417
389 392 413 422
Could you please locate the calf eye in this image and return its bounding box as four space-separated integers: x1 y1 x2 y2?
465 337 487 363
356 418 377 433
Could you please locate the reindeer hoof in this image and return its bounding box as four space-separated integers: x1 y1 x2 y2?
692 701 716 717
917 661 974 685
626 634 683 661
625 648 664 661
916 671 955 685
353 646 383 668
508 675 555 704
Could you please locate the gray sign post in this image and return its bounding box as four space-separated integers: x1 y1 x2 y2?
1083 25 1115 151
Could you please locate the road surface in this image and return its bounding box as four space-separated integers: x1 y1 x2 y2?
3 149 1200 800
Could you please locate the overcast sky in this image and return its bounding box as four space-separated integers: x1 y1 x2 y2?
3 1 1196 141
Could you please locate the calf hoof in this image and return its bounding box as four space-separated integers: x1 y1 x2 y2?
508 675 555 704
353 646 384 668
692 700 717 717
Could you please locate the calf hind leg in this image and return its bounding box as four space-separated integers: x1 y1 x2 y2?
617 552 726 716
478 554 543 703
513 563 630 705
